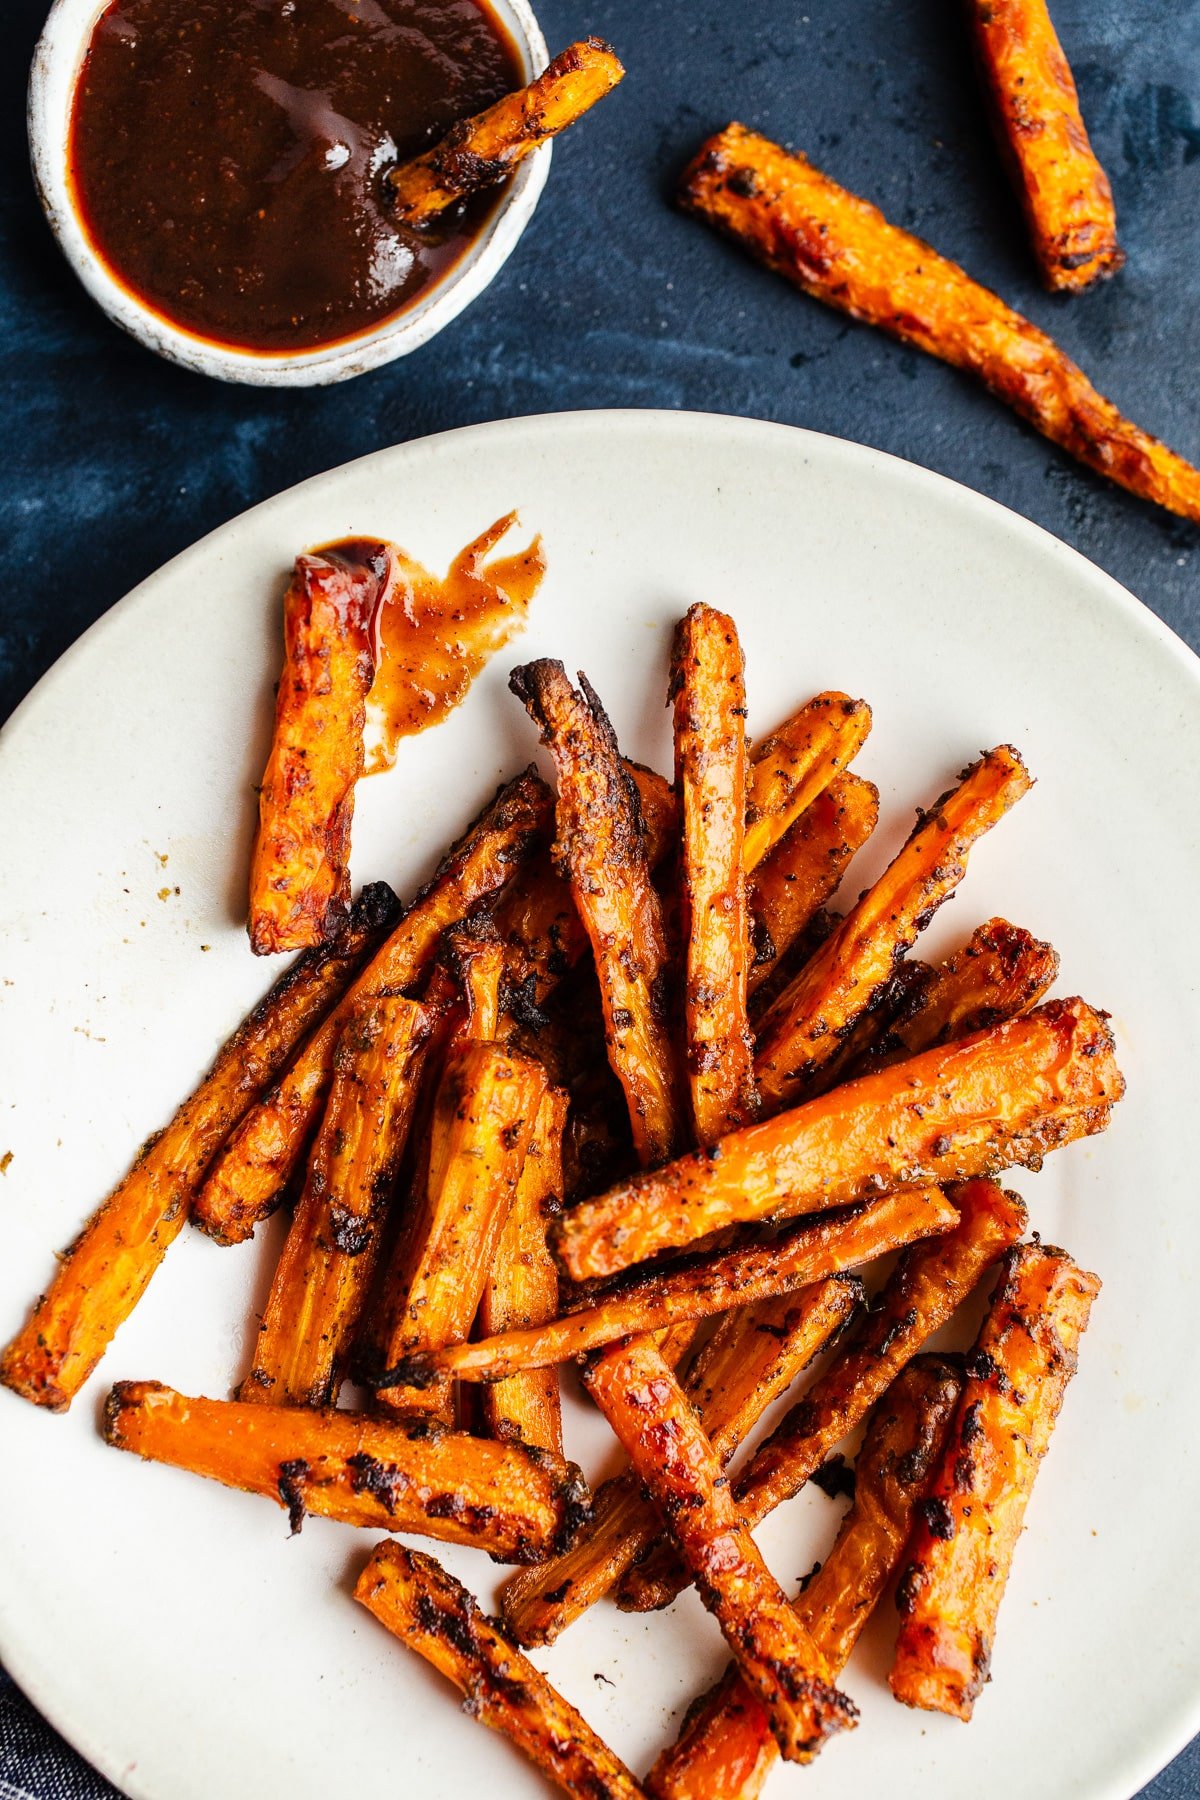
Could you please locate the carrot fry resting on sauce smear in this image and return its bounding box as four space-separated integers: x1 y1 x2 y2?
248 543 393 956
969 0 1123 291
680 125 1200 525
386 39 625 227
355 1543 644 1800
743 692 871 873
0 883 399 1413
891 1241 1099 1719
193 768 552 1245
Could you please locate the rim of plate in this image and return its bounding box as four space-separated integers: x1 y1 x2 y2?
1 411 1198 1800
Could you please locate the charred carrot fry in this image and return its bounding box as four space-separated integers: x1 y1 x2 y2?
373 1040 547 1421
0 884 399 1412
239 998 429 1408
680 125 1200 525
623 1179 1024 1612
249 544 393 955
105 1382 590 1562
386 39 625 226
390 1187 955 1389
499 1278 859 1647
477 1086 569 1454
891 1241 1099 1719
556 997 1121 1283
672 604 756 1141
647 1356 962 1800
510 661 683 1167
743 693 871 872
747 772 878 995
755 747 1033 1111
583 1335 857 1763
970 0 1122 291
194 769 552 1244
356 1543 643 1800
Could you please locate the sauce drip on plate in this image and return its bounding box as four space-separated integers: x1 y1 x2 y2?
68 0 524 352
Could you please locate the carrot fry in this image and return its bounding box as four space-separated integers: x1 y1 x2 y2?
891 1241 1099 1719
743 693 871 871
447 928 506 1045
386 38 625 227
679 125 1200 525
755 747 1033 1111
194 768 552 1244
647 1355 962 1800
355 1543 643 1800
970 0 1123 291
477 1086 569 1455
747 772 878 995
0 883 399 1412
389 1187 955 1389
623 1178 1025 1612
583 1336 857 1764
499 1278 859 1647
248 544 393 955
869 916 1059 1069
557 996 1120 1283
672 604 756 1142
239 997 429 1408
373 1040 547 1422
105 1382 590 1562
510 661 683 1167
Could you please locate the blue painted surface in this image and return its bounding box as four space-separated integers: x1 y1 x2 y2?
1 0 1197 1794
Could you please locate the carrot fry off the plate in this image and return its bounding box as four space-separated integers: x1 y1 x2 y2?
510 660 683 1167
500 1278 859 1647
647 1356 962 1800
386 38 625 227
679 126 1200 525
194 768 552 1244
869 916 1059 1069
0 883 399 1413
622 1178 1025 1612
240 997 429 1408
891 1241 1099 1719
374 1041 546 1420
248 543 394 957
672 604 756 1141
355 1543 644 1800
754 746 1032 1111
747 772 878 995
477 1086 569 1455
556 997 1121 1282
743 693 871 872
390 1187 955 1389
104 1382 590 1563
970 0 1122 292
583 1336 857 1764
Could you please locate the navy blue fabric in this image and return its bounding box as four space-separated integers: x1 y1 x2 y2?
1 0 1198 1794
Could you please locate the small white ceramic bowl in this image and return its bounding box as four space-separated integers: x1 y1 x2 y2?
29 0 549 385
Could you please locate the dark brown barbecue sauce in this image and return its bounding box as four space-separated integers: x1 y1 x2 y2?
68 0 524 353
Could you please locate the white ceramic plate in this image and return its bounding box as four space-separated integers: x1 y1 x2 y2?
1 412 1198 1800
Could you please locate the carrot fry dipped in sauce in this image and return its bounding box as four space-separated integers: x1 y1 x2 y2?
680 125 1200 524
249 543 393 955
0 883 399 1412
104 1382 590 1562
647 1356 962 1800
555 997 1122 1283
239 997 429 1408
387 39 625 227
194 768 552 1245
355 1543 644 1799
970 0 1123 291
583 1335 858 1764
891 1240 1099 1719
754 746 1032 1112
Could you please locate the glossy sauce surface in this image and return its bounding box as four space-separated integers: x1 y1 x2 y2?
69 0 524 352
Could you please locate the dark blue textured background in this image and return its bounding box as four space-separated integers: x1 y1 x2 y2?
2 0 1198 1794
